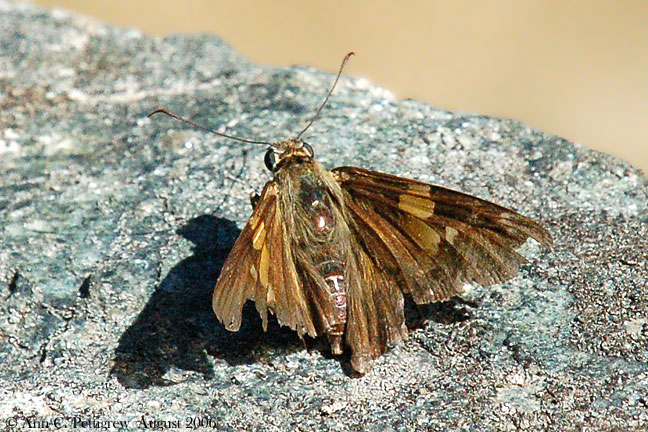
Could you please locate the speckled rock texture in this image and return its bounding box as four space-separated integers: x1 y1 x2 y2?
1 2 646 431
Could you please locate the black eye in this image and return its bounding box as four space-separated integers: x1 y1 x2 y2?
302 142 314 157
264 148 279 171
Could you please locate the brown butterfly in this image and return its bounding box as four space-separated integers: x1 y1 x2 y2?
149 52 552 374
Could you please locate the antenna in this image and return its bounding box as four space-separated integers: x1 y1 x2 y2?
296 51 355 140
147 109 273 146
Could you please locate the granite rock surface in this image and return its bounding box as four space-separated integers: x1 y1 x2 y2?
1 2 646 431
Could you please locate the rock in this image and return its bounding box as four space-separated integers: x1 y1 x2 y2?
1 1 646 430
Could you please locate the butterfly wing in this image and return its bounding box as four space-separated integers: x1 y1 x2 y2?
333 166 552 371
212 181 318 338
343 238 409 373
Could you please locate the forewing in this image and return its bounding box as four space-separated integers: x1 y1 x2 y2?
333 166 552 304
212 181 318 337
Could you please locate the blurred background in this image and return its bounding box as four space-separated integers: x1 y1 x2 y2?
33 1 648 175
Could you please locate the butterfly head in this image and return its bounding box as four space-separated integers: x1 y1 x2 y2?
264 138 314 172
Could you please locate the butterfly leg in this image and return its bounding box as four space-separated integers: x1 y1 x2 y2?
249 192 261 209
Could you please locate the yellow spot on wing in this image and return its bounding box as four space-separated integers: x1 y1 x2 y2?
403 215 440 253
398 194 435 219
445 226 458 245
407 182 431 194
259 243 269 287
249 264 258 282
258 243 275 304
252 221 266 250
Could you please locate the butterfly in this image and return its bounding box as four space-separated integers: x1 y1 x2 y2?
149 53 552 374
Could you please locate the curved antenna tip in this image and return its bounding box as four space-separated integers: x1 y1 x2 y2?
147 109 166 118
296 51 356 139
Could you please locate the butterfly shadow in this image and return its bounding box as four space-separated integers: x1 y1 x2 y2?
407 296 478 328
110 214 302 389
